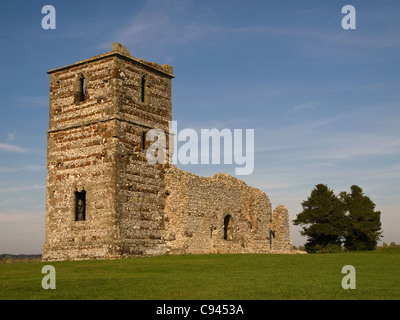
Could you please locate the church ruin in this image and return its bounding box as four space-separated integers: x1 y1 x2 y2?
42 43 292 261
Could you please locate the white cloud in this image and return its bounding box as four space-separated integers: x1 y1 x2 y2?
0 164 45 173
102 0 226 52
0 184 45 193
288 102 319 114
0 197 28 205
309 136 400 160
0 143 28 153
6 133 17 143
108 16 220 51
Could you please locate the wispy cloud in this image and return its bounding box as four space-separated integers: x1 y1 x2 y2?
105 17 221 51
309 136 400 160
255 27 400 49
0 211 43 223
0 164 45 173
0 197 28 205
102 0 222 51
6 133 17 143
255 112 358 148
105 2 400 56
0 143 28 153
16 95 48 108
288 101 320 114
0 132 29 153
0 184 45 193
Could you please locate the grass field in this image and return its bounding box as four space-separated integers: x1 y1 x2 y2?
1 248 399 300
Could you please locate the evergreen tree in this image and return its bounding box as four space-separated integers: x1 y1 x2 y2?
341 185 382 251
293 184 347 253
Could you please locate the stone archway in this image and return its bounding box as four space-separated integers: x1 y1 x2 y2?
223 215 234 241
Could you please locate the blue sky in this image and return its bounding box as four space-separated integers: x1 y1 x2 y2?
0 0 399 253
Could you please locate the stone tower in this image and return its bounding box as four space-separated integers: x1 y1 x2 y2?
42 43 174 260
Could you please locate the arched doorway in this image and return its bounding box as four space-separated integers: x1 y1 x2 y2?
223 215 234 241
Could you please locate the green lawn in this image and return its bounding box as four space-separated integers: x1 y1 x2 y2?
1 249 399 300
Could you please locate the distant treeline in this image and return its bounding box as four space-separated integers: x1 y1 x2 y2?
1 254 42 260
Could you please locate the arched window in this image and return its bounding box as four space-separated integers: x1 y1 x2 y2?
223 215 234 241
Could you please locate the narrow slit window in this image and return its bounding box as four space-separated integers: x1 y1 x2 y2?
75 190 86 221
142 131 147 150
141 75 146 103
80 76 86 101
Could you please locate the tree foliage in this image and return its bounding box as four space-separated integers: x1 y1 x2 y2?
293 184 382 253
341 185 382 251
293 184 347 253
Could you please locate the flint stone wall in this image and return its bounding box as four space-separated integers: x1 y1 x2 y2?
164 165 292 254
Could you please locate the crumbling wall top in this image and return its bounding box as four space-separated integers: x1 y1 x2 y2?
47 42 174 78
111 42 131 56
